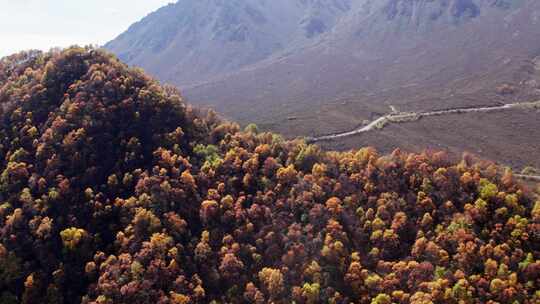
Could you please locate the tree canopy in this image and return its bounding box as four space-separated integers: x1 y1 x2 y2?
0 48 539 304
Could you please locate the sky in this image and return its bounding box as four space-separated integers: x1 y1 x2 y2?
0 0 175 57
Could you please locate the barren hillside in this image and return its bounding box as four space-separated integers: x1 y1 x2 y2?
106 0 540 169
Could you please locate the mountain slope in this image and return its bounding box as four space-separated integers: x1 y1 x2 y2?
105 0 352 86
185 0 540 122
106 0 540 121
106 0 540 170
183 0 540 169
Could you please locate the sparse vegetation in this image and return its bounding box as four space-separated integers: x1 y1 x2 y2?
496 83 516 95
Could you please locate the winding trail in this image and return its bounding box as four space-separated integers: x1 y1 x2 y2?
307 100 540 143
515 174 540 183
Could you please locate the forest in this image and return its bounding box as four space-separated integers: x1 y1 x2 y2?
0 48 539 303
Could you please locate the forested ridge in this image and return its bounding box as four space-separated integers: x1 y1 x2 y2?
0 48 539 304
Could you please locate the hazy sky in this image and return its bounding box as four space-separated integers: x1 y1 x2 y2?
0 0 174 57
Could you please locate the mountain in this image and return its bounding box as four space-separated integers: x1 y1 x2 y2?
1 47 539 303
184 0 540 119
106 0 540 170
105 0 352 86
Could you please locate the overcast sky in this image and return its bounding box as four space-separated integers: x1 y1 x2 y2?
0 0 174 57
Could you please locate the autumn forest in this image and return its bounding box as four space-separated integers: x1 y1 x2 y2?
0 48 539 304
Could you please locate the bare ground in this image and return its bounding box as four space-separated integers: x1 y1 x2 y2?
316 108 540 170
